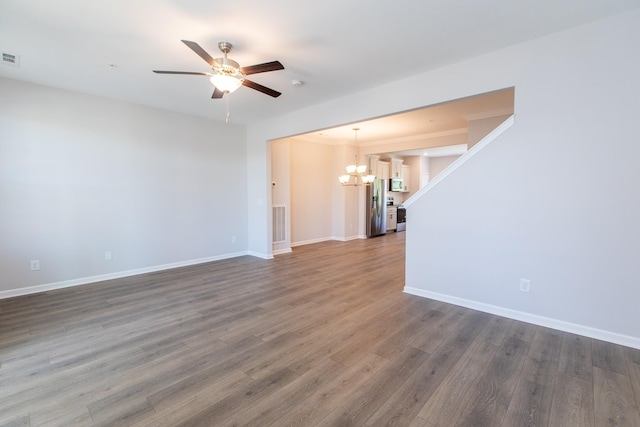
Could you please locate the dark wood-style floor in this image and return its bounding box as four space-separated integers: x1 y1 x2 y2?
1 232 640 426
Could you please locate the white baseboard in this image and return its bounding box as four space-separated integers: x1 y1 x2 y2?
291 237 333 247
246 251 273 260
291 235 365 246
0 251 250 300
404 286 640 350
272 247 293 256
331 235 364 242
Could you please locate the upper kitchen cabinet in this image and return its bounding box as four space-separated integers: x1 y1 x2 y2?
366 155 392 180
378 161 390 180
391 159 403 178
367 155 379 177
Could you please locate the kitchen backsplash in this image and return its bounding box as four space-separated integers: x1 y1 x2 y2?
388 194 405 205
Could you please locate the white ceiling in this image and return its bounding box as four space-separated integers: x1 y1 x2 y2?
2 0 639 128
292 87 514 146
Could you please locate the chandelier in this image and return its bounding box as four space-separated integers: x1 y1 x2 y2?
339 128 376 186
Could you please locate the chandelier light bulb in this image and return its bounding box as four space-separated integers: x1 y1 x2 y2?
338 127 376 186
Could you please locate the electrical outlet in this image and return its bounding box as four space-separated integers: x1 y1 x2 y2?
519 278 531 293
105 251 112 261
231 236 237 243
30 260 40 271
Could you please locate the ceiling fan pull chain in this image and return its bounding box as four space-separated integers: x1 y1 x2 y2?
225 93 231 123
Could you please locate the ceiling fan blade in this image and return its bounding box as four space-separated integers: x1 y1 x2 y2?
181 40 215 66
153 70 211 76
240 61 284 75
242 79 282 98
212 87 224 99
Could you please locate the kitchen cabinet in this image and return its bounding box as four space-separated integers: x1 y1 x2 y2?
386 206 397 231
367 155 379 177
401 164 410 192
391 159 403 178
378 161 390 180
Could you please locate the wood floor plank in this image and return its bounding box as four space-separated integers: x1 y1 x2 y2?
364 311 491 426
520 327 562 386
284 320 362 376
627 358 640 418
268 352 389 426
506 320 539 343
417 329 500 425
593 366 640 426
477 315 515 347
89 398 155 427
0 411 30 427
625 346 640 365
453 335 530 426
174 367 299 426
501 379 553 427
0 415 30 427
1 232 640 426
373 308 446 360
548 374 595 427
408 305 470 353
144 369 253 420
500 326 562 426
315 345 431 426
328 296 428 367
229 355 385 427
593 339 629 376
558 331 593 382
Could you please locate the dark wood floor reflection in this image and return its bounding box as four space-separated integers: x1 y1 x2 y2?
1 232 639 426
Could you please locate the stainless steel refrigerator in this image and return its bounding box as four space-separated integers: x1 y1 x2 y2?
366 179 387 237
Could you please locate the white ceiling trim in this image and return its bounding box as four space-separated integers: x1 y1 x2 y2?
463 107 514 122
360 128 468 147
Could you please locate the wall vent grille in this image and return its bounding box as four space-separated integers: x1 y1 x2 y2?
272 205 286 243
2 52 20 67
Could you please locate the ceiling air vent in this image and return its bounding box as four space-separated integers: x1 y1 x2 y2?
2 52 20 67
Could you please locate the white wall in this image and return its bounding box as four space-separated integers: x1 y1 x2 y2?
332 144 361 241
428 155 461 181
270 139 361 248
405 12 640 347
468 114 512 148
270 139 291 253
247 9 640 346
401 156 422 198
290 140 333 244
0 78 247 295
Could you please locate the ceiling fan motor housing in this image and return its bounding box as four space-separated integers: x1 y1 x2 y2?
218 41 233 54
214 57 244 79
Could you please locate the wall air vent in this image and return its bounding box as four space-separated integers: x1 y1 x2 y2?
272 205 286 243
2 52 20 67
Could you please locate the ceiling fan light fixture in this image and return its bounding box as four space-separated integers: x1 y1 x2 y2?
210 57 245 93
209 73 243 93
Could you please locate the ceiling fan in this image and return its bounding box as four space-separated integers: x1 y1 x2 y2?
153 40 284 99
